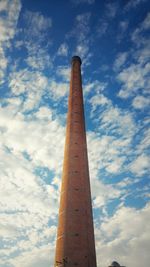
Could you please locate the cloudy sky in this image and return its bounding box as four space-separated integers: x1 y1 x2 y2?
0 0 150 267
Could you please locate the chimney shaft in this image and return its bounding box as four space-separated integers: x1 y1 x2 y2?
54 56 97 267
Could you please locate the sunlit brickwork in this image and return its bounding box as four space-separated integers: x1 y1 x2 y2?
54 56 97 267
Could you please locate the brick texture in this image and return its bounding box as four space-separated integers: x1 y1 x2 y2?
54 56 97 267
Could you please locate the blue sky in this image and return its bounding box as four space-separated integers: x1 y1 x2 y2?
0 0 150 267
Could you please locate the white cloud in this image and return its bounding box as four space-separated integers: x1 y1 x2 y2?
0 149 59 216
23 10 52 39
49 80 69 100
105 157 125 174
20 11 53 74
25 48 52 71
0 100 66 265
97 3 118 37
131 12 150 45
100 106 136 138
9 69 48 110
9 68 69 108
0 1 7 11
75 43 89 58
92 178 122 208
86 96 144 184
89 94 110 111
84 80 107 94
85 87 139 182
142 12 150 30
117 13 150 100
134 40 150 64
0 102 65 172
75 12 91 47
56 66 70 81
67 12 91 60
136 128 150 154
10 245 54 267
132 95 150 109
9 69 47 95
113 52 128 71
116 177 136 188
0 0 21 43
87 130 131 179
96 203 150 267
88 89 149 187
118 62 150 98
35 107 53 120
68 12 91 42
0 47 8 70
0 0 21 83
10 9 53 78
57 43 68 56
129 154 150 176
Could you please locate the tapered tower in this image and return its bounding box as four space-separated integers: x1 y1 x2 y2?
54 56 97 267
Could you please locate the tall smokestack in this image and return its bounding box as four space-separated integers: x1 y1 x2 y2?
54 56 97 267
